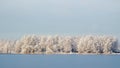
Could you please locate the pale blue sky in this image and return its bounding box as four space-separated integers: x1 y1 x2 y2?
0 0 120 39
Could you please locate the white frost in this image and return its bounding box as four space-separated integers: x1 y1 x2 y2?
0 35 119 54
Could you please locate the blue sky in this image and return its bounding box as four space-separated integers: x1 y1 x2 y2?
0 0 120 39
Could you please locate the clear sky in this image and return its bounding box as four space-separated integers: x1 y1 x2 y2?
0 0 120 39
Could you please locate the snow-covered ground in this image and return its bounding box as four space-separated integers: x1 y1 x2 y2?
0 35 120 54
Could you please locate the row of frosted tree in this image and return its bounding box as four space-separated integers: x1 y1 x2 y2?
0 35 119 54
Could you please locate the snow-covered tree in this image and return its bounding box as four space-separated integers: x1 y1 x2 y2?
0 35 119 54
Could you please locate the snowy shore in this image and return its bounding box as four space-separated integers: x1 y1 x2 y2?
0 35 120 54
